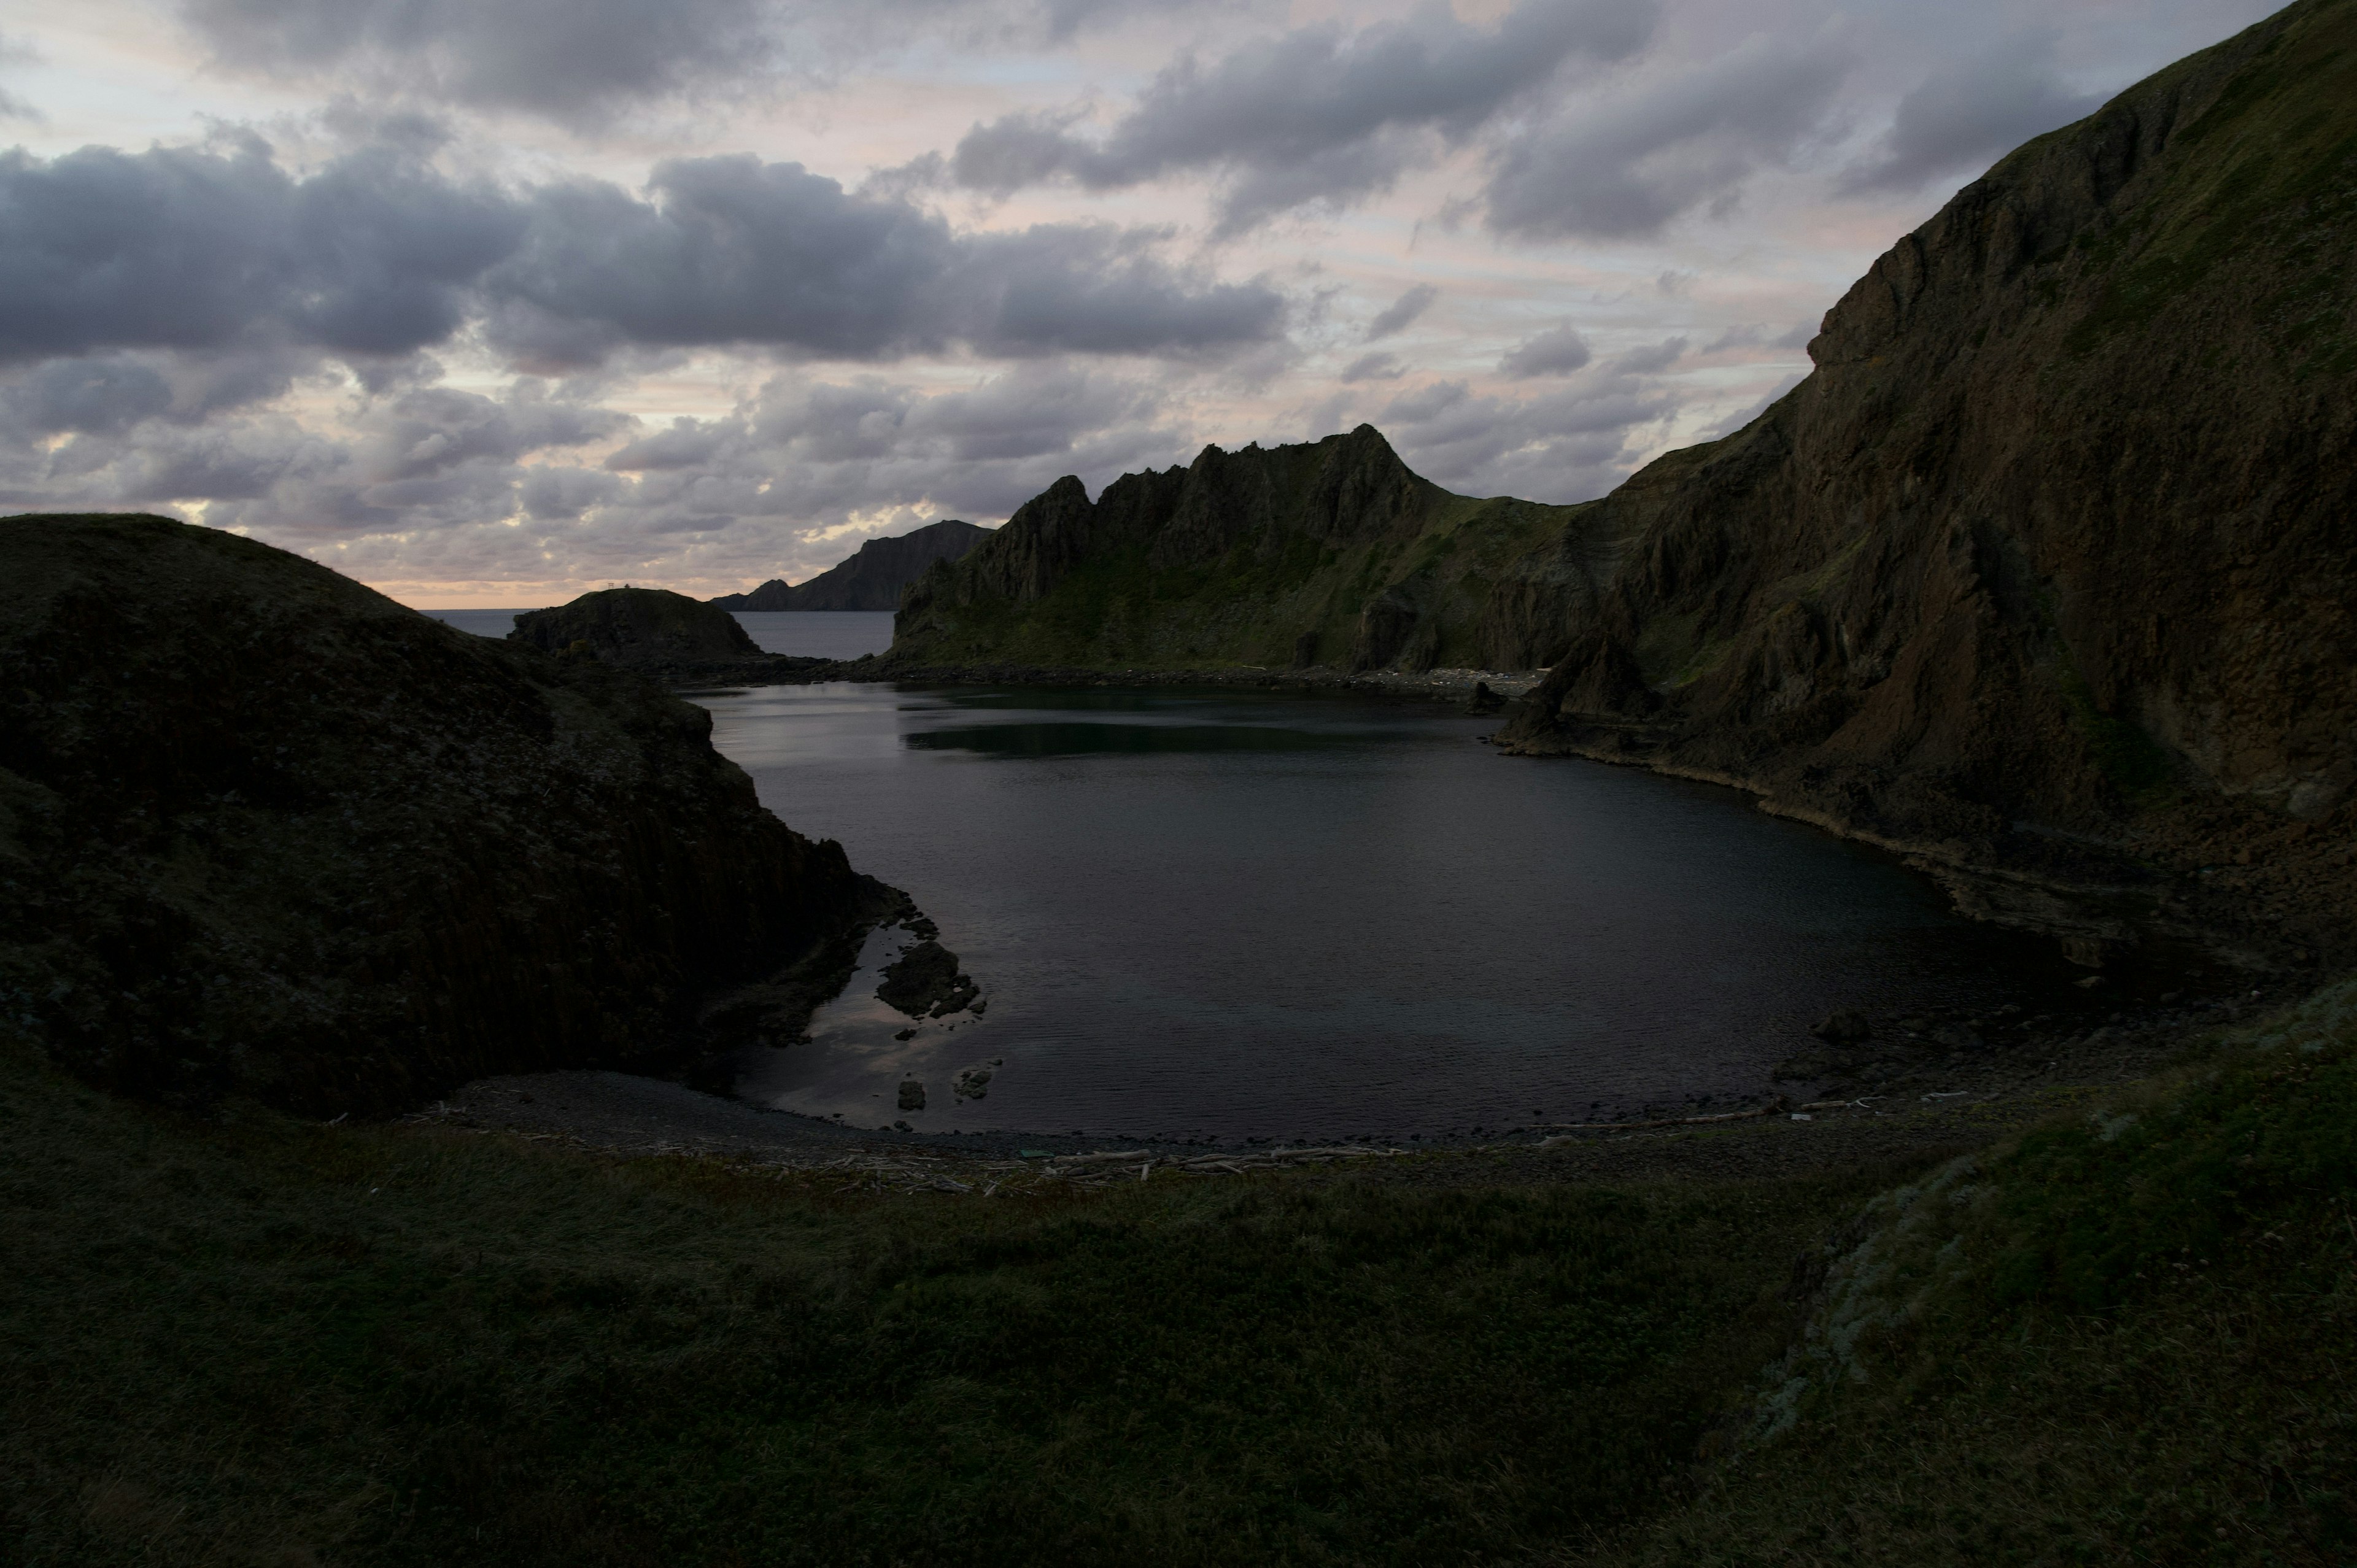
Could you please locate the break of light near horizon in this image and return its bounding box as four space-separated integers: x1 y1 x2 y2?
0 0 2278 604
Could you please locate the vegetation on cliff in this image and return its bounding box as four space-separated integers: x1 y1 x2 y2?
1495 0 2357 861
0 516 878 1114
891 426 1594 673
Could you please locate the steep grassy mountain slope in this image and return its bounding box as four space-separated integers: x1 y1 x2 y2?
891 426 1598 673
1494 0 2357 959
0 516 880 1114
717 519 994 611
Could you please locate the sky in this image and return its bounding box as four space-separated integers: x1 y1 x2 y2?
0 0 2281 604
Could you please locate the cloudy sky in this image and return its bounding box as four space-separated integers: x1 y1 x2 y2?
0 0 2277 603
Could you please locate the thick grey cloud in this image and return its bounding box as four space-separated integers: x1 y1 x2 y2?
1339 351 1404 384
1839 32 2105 195
1498 322 1591 378
1607 335 1684 374
179 0 778 125
0 140 1285 371
1364 283 1439 341
0 139 518 363
1377 373 1674 502
1482 34 1852 239
942 0 1658 233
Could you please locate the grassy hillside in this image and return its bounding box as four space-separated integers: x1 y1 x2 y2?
890 430 1597 675
7 986 2353 1564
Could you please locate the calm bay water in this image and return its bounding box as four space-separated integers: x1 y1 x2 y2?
697 682 2092 1141
424 607 896 659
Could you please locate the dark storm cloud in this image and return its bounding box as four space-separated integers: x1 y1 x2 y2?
0 141 1285 371
1481 34 1852 239
942 0 1658 232
1497 322 1591 378
1364 283 1439 341
0 139 518 363
1838 32 2105 195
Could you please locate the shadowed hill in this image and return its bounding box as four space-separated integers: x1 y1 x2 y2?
714 519 994 611
0 516 884 1114
509 585 759 663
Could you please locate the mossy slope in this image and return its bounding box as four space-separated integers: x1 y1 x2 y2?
891 426 1598 674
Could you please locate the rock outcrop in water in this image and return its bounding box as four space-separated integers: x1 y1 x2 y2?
714 520 994 611
891 427 1592 673
0 515 889 1114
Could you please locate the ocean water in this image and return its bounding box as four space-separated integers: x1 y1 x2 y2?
422 607 896 660
697 682 2103 1141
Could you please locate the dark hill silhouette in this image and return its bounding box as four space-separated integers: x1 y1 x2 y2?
714 519 993 611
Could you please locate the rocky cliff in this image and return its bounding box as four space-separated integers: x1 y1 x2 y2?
0 516 887 1114
716 520 994 611
1494 0 2357 967
891 427 1591 673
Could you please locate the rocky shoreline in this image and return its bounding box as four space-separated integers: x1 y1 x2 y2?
419 962 2290 1195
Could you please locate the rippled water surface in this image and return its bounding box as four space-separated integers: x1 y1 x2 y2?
699 682 2091 1141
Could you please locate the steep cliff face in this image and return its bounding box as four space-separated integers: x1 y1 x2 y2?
1488 0 2357 957
0 516 882 1114
891 427 1592 673
715 519 994 611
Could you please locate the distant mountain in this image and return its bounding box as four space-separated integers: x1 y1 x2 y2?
713 520 994 611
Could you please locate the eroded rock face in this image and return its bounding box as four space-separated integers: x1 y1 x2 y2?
1495 0 2357 946
0 516 880 1114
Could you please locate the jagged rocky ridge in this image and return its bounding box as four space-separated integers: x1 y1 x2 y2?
0 516 888 1114
715 519 994 611
892 426 1593 673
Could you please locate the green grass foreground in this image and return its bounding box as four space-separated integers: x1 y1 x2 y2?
4 989 2355 1566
